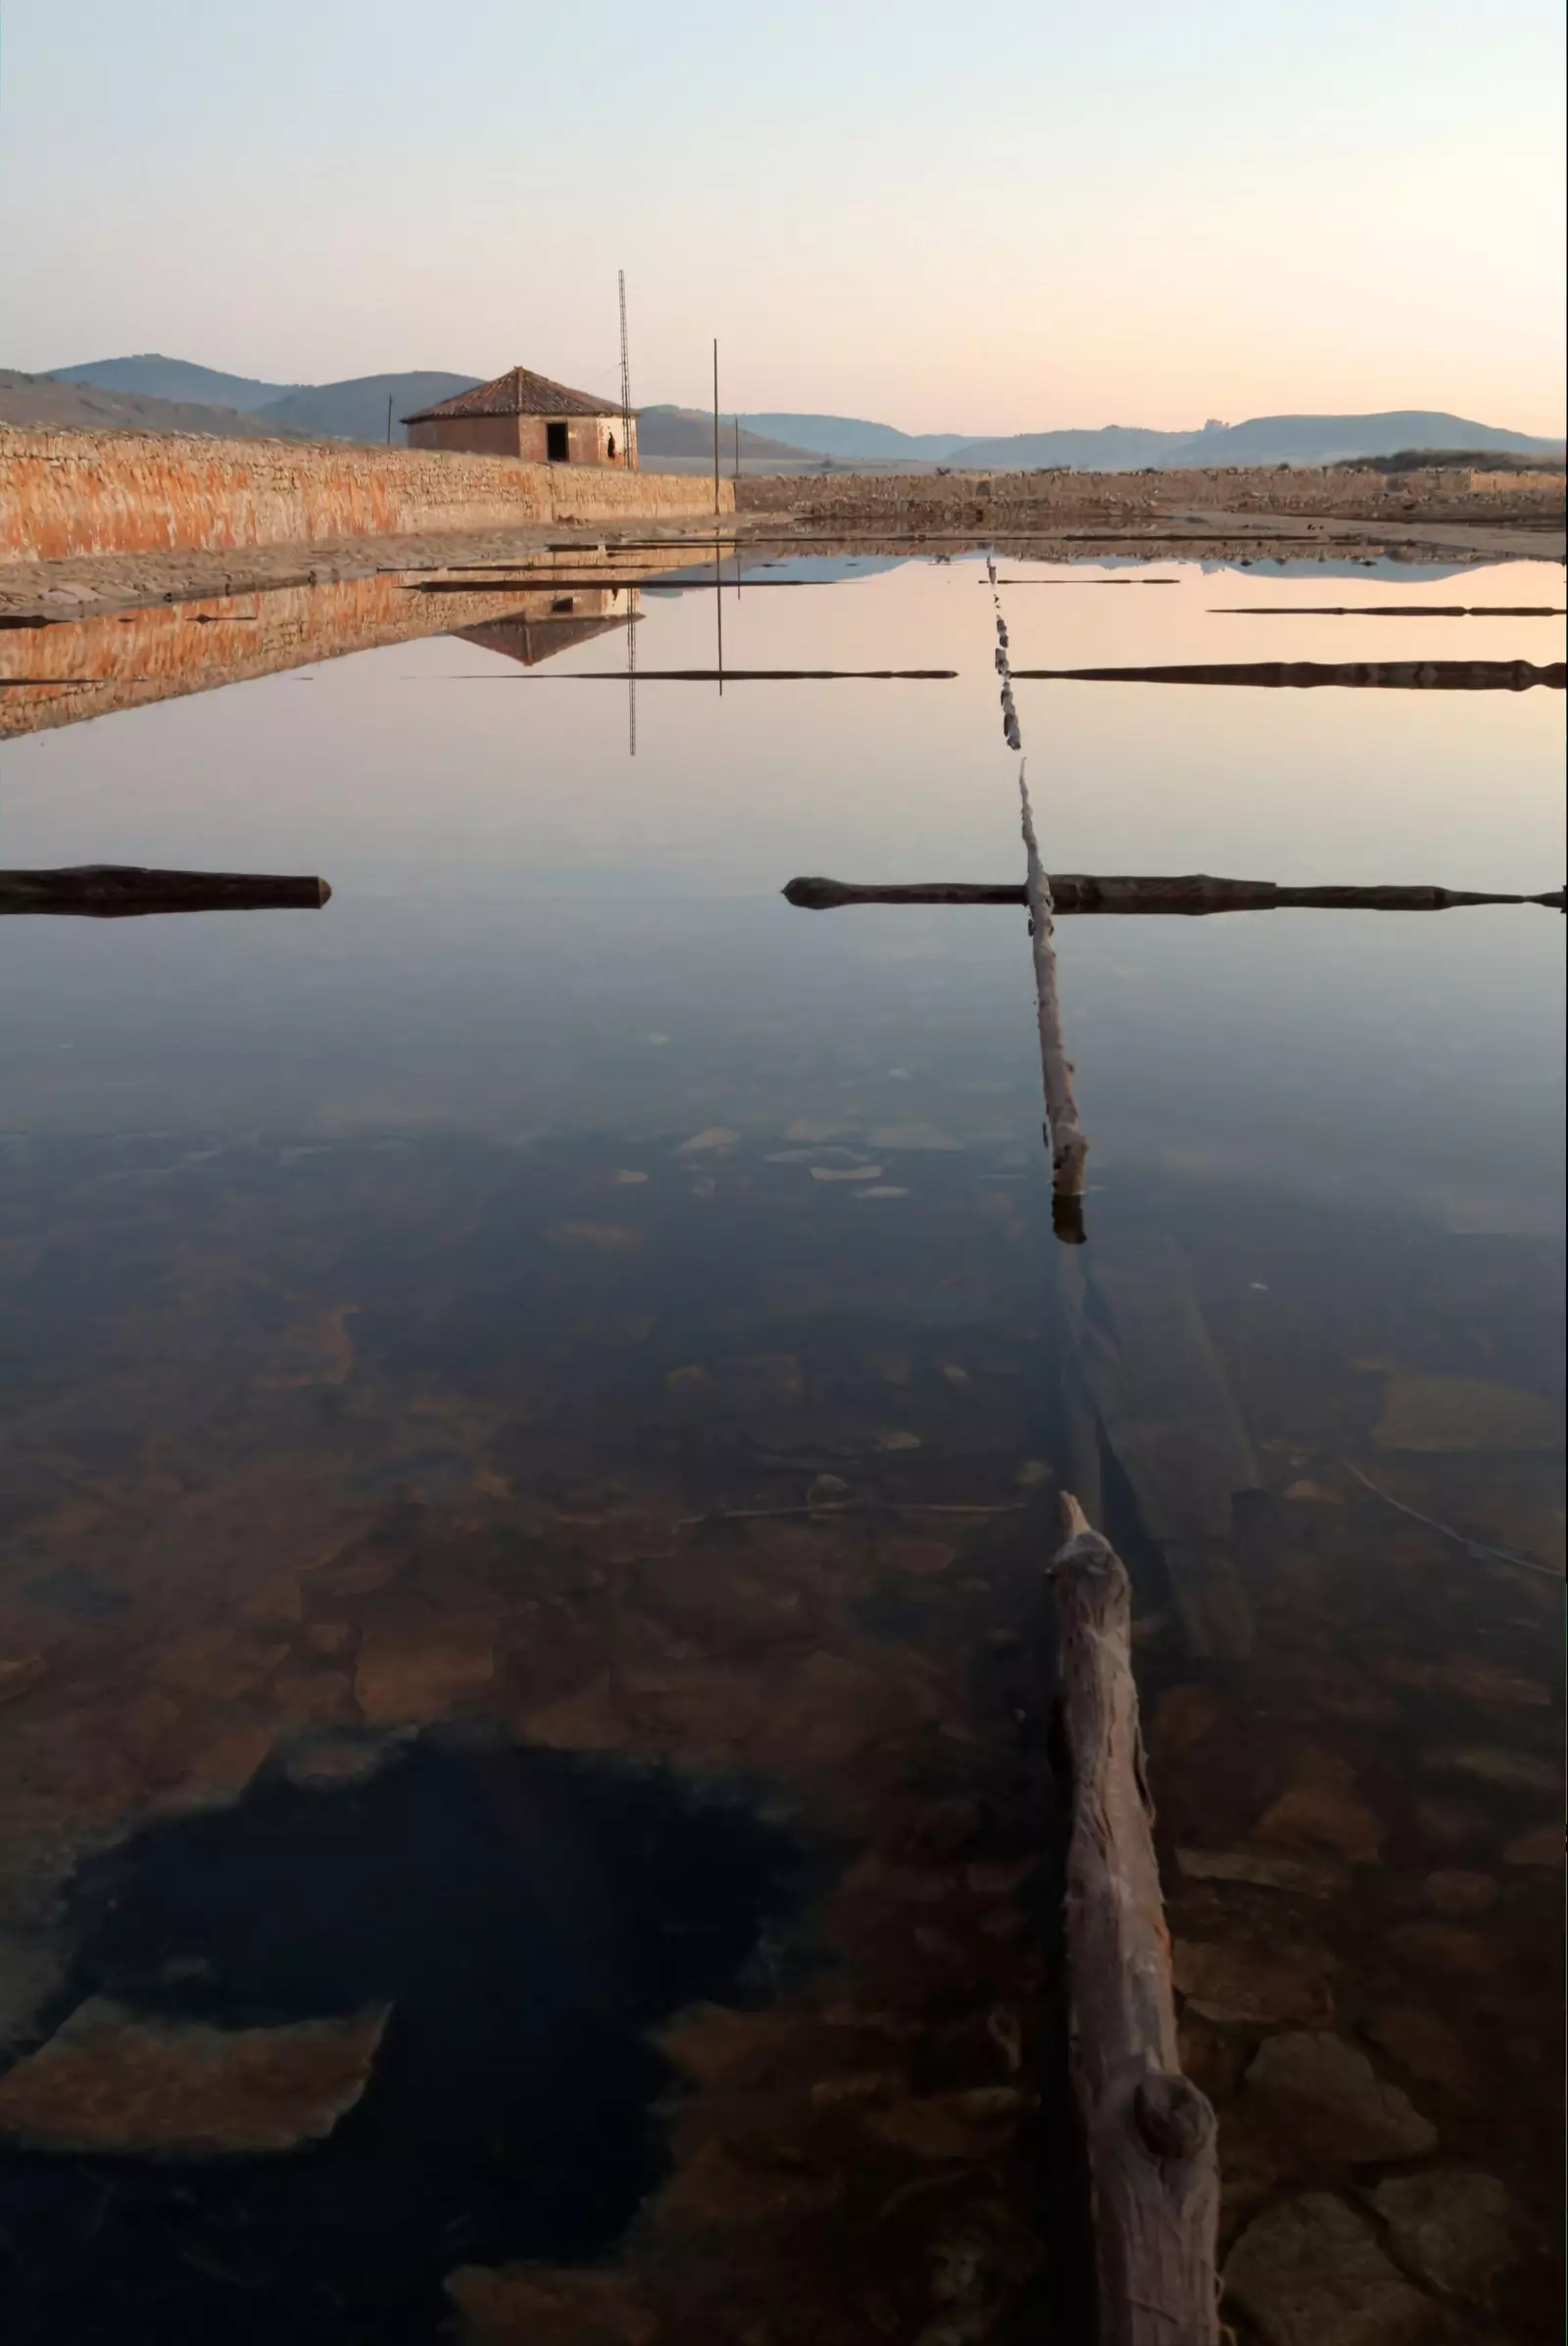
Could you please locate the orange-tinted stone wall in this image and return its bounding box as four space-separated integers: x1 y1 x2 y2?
0 424 712 564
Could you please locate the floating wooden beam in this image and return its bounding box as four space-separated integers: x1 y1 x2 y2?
1051 1492 1220 2345
783 873 1564 913
404 576 807 592
0 865 331 916
478 668 957 682
1020 776 1089 1237
1210 604 1565 618
1010 658 1565 689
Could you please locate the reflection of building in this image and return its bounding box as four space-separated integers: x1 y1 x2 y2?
403 366 637 468
454 585 639 666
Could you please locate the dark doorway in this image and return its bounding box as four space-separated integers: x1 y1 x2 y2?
546 420 569 463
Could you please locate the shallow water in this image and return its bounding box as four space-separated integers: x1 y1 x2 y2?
0 552 1562 2343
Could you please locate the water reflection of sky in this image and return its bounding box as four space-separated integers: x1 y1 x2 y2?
3 559 1562 1233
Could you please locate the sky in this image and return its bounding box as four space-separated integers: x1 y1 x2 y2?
1 0 1563 435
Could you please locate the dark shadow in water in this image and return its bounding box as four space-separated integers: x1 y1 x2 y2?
1 1732 805 2346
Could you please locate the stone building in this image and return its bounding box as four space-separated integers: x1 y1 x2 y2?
402 366 636 467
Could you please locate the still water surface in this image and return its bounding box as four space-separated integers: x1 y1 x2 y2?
0 554 1562 2343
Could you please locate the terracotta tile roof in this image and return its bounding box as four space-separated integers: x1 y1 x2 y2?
403 366 622 423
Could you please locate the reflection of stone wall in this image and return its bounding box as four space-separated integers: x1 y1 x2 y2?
0 574 635 739
735 464 1565 522
0 425 730 565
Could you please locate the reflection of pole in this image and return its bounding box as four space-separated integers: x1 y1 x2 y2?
715 537 723 697
618 270 633 469
627 596 637 757
711 339 720 516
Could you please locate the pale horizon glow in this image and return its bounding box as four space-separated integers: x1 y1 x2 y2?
1 0 1563 437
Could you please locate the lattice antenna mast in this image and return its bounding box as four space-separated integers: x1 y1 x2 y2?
618 269 633 469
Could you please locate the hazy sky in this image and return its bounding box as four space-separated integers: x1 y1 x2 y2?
2 0 1563 432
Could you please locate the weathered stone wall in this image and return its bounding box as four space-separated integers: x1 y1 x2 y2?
734 464 1564 522
0 571 641 739
0 424 726 564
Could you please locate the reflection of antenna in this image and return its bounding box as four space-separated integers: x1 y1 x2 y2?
626 594 637 758
617 270 633 469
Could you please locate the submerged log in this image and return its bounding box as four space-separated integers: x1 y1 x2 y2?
1020 776 1089 1237
784 873 1564 913
1052 1492 1220 2345
1059 1239 1257 1659
1010 658 1565 690
0 865 331 917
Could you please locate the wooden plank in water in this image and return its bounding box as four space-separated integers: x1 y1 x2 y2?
783 873 1564 913
0 865 331 916
1051 1492 1220 2345
1010 658 1565 689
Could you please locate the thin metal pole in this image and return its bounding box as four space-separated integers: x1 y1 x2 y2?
386 394 394 446
711 338 720 517
618 269 633 468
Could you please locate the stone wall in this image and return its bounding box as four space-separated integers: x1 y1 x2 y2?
734 464 1564 522
0 425 728 565
0 571 641 739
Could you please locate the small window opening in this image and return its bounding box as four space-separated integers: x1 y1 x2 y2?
546 420 569 463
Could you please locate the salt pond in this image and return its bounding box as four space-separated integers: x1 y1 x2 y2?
0 552 1561 2343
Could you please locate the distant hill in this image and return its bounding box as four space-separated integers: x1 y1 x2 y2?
737 413 968 462
945 410 1565 469
739 407 1563 470
942 424 1182 468
40 356 486 446
46 354 299 411
638 406 816 463
21 361 1565 470
262 372 483 443
0 367 314 441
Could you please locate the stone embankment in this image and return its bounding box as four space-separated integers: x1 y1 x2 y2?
0 424 733 567
735 463 1564 532
0 570 647 739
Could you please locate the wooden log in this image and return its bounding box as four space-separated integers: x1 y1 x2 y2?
783 873 1564 913
0 865 331 916
1052 1491 1220 2345
487 668 958 681
1010 658 1566 690
1210 604 1566 617
405 576 806 591
1019 775 1090 1237
1063 1234 1257 1660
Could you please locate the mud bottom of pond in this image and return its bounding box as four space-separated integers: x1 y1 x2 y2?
0 1731 804 2346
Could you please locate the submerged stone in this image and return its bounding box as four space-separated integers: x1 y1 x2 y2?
0 1998 387 2155
1174 1938 1335 2027
1372 1372 1560 1452
1370 2168 1518 2302
1224 2191 1440 2345
1232 2031 1437 2167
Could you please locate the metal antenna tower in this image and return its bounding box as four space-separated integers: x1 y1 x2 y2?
617 269 633 468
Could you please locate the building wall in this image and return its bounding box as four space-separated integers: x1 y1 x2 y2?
408 413 639 466
0 425 726 565
405 414 523 459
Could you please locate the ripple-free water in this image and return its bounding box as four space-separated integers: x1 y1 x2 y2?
1 554 1561 2341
